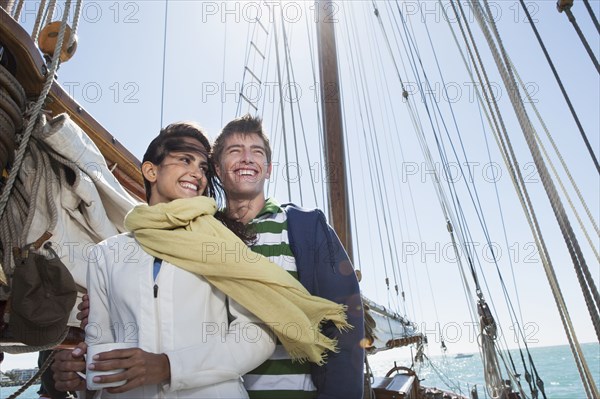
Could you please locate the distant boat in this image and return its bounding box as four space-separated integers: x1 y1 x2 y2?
455 353 474 359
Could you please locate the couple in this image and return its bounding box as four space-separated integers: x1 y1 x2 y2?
52 115 365 398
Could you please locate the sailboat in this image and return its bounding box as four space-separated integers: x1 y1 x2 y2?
1 0 599 398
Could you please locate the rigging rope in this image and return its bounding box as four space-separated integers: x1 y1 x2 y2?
481 0 600 343
386 1 460 332
386 2 512 353
447 0 553 395
220 21 227 126
517 0 599 174
435 3 553 395
159 0 169 128
422 353 466 395
510 59 600 262
279 12 304 206
511 57 599 238
340 3 395 308
269 5 291 201
12 0 24 20
362 3 411 312
43 0 57 28
561 6 600 74
303 2 327 208
463 3 577 398
582 0 600 34
6 350 56 399
469 0 600 396
68 0 82 49
31 0 48 42
4 0 15 13
374 0 483 338
0 0 72 228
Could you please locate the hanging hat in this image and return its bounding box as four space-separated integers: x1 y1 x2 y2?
10 243 77 347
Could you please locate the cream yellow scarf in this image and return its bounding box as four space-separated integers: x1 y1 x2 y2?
124 196 351 364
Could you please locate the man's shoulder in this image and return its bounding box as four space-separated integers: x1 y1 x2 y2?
281 202 325 218
280 203 329 246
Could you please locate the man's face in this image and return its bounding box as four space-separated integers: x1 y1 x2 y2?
215 133 272 201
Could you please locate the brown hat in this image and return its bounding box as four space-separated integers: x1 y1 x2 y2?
10 245 77 347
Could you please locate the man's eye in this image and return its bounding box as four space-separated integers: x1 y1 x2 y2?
179 157 191 163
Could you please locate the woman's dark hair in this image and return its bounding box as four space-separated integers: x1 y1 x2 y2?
143 122 255 244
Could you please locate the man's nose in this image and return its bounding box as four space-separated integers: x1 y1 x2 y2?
241 149 254 163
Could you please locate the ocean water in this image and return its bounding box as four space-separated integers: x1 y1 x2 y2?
368 342 599 399
1 343 598 398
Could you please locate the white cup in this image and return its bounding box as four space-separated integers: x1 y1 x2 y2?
79 342 135 390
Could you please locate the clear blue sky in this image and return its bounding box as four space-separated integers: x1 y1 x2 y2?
3 0 598 371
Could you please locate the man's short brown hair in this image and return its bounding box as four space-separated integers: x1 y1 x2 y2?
212 114 272 165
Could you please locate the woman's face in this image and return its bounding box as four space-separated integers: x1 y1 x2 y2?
143 137 209 205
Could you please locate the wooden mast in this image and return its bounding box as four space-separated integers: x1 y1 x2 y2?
316 0 353 261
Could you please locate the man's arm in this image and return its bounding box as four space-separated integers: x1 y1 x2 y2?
52 343 87 392
311 211 365 399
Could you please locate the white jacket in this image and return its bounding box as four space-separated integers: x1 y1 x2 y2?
86 233 275 398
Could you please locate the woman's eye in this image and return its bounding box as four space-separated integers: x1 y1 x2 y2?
180 157 191 163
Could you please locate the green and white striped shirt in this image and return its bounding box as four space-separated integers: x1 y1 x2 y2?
244 198 317 399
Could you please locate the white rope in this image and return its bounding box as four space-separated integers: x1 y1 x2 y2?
69 0 83 49
0 137 61 281
31 0 47 42
509 57 600 262
12 0 24 21
4 0 15 13
44 0 57 27
18 140 60 247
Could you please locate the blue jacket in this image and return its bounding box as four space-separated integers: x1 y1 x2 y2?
284 204 365 399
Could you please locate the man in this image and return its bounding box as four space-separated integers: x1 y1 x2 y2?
212 114 364 399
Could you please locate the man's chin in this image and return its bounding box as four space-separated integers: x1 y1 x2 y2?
224 186 264 201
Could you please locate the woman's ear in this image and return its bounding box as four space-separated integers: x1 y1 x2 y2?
142 161 158 182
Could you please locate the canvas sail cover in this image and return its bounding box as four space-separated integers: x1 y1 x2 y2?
0 114 140 326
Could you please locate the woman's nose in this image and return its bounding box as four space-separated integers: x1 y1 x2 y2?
189 165 205 179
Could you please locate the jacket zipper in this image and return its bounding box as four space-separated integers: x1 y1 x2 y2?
153 258 164 398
